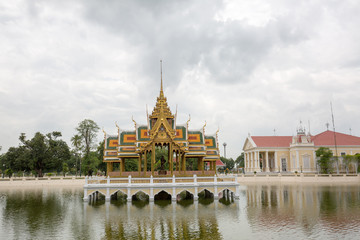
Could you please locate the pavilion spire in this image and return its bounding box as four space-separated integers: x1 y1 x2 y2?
160 60 164 99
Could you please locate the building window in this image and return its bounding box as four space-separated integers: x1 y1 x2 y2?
302 155 310 170
341 152 346 156
281 158 287 172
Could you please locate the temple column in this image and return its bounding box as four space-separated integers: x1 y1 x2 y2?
274 151 278 172
144 151 147 173
120 158 125 175
197 158 201 171
182 154 186 174
169 144 173 175
138 155 141 175
265 151 269 172
107 162 113 177
201 157 204 175
175 152 179 171
151 143 155 176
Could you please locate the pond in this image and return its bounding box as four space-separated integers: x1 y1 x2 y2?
0 184 359 239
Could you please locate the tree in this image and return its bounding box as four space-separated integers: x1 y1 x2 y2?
315 147 334 174
235 153 244 168
355 153 360 173
71 134 83 175
75 119 100 157
220 157 235 170
97 140 106 173
73 119 100 176
62 163 69 177
19 132 70 177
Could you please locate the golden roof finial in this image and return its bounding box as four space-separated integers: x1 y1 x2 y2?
203 121 207 129
132 116 137 128
186 114 191 127
102 128 107 137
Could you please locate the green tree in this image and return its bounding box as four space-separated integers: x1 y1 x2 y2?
71 134 82 175
73 119 100 176
235 153 244 168
5 169 13 178
97 140 106 173
62 163 69 177
19 132 70 177
315 147 334 174
355 153 360 173
1 146 29 173
220 157 235 170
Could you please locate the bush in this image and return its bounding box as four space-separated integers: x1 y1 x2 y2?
5 169 13 178
47 173 53 177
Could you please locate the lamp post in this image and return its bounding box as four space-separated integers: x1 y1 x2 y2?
223 142 227 159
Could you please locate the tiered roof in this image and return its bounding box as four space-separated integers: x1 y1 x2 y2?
103 75 220 162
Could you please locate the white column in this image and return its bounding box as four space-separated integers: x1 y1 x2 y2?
249 152 252 171
274 151 278 172
256 151 260 171
245 153 248 171
265 151 269 172
296 150 300 172
313 151 317 171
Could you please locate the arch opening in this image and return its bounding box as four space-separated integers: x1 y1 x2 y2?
111 190 127 203
219 188 234 205
177 190 194 207
88 191 105 205
198 189 214 205
154 190 172 206
132 190 149 202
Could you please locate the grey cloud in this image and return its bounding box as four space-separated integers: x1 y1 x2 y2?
82 0 309 87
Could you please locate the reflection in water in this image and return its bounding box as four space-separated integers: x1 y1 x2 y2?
101 201 223 240
1 185 359 239
245 184 360 239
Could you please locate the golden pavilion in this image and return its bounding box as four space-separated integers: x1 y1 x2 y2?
103 71 220 177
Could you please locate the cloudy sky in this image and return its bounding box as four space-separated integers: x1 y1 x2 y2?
1 0 360 159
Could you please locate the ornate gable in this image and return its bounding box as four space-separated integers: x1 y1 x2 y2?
243 137 255 151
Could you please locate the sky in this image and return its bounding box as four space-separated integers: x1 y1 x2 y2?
1 0 360 159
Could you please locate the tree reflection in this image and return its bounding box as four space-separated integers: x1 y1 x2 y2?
2 189 66 239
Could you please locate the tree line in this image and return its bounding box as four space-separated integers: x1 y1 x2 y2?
0 119 105 178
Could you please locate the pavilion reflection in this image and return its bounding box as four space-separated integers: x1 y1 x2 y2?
102 201 224 240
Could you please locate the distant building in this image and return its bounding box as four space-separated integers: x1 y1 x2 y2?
242 124 360 173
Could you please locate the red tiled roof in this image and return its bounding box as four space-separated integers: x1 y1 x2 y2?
250 130 360 147
312 130 360 146
251 136 292 147
216 159 225 166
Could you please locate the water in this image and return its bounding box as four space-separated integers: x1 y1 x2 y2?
0 184 359 239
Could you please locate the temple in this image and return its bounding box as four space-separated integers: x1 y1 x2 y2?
103 73 221 177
